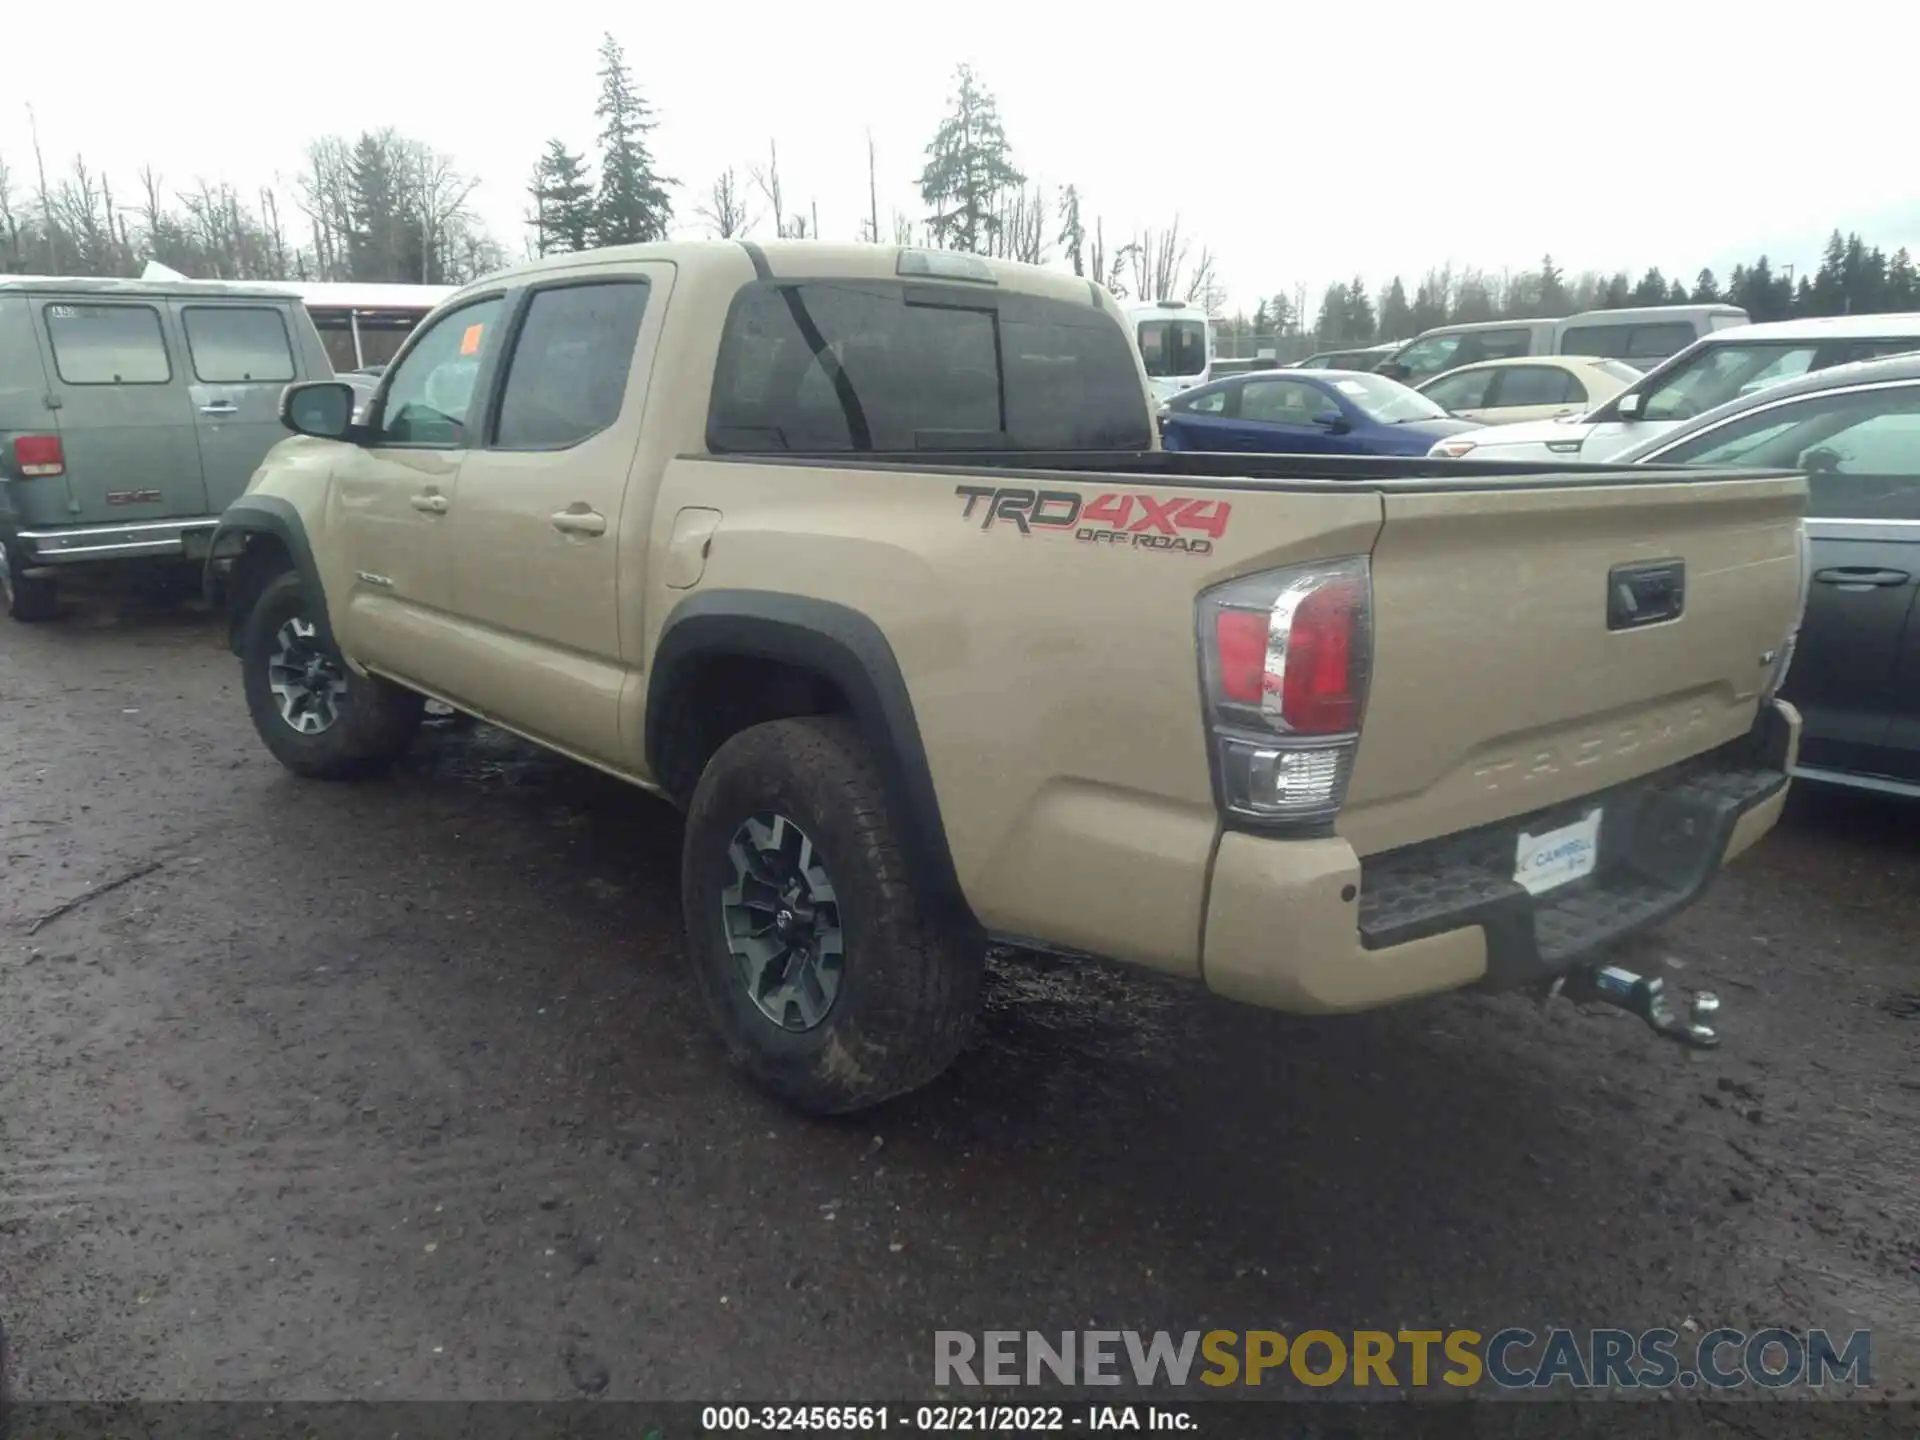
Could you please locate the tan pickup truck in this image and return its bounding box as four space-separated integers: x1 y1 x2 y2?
208 242 1808 1114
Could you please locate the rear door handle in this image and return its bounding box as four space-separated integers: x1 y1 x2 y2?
409 493 449 515
198 401 237 416
1814 566 1909 587
551 506 607 537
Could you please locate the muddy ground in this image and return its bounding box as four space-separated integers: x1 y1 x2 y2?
1 593 1916 1402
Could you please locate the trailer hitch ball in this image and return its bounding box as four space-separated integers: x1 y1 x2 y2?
1556 964 1722 1049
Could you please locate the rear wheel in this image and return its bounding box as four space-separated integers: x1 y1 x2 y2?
241 570 423 779
681 716 984 1115
1 540 60 622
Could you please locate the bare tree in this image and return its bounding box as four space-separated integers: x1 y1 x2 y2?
751 138 786 238
865 131 879 244
1124 217 1214 305
988 185 1047 264
697 167 751 238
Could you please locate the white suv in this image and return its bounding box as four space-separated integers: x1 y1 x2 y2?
1430 314 1920 462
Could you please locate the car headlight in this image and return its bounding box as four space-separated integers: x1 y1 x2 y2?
1430 438 1477 458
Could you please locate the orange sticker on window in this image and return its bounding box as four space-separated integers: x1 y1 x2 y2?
459 323 484 356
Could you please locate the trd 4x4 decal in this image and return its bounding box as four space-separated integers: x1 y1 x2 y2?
954 485 1230 556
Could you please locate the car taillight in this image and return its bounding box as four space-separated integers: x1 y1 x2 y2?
12 434 64 477
1197 558 1373 826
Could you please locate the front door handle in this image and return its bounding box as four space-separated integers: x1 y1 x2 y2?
551 505 607 537
409 493 449 515
198 401 237 416
1814 566 1909 588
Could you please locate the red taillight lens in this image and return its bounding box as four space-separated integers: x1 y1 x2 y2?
1215 609 1270 705
12 434 64 477
1197 558 1373 825
1281 578 1364 734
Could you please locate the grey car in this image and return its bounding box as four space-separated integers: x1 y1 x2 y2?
1617 351 1920 798
0 276 333 621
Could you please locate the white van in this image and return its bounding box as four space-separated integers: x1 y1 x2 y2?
1377 304 1749 386
1429 312 1920 462
1127 299 1212 404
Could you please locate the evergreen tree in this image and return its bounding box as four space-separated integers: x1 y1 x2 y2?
1810 229 1847 316
591 32 673 246
1602 272 1631 308
1377 275 1413 340
1691 268 1721 303
528 139 595 256
1314 281 1348 343
1537 253 1569 315
918 65 1024 254
1631 267 1669 305
1890 248 1916 310
1345 273 1376 342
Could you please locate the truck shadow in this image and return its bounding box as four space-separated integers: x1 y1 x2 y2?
383 720 1725 1347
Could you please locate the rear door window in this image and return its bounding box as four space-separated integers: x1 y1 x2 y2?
493 280 651 449
1624 323 1697 364
708 281 1151 452
182 306 296 383
44 302 172 385
1497 366 1582 407
1420 367 1497 410
1455 329 1533 364
1561 323 1631 359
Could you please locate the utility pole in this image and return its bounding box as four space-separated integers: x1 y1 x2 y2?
867 130 879 246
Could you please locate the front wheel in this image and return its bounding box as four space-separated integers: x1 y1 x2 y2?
240 570 423 779
681 716 984 1115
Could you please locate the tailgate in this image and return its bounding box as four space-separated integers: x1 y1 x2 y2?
1339 469 1805 857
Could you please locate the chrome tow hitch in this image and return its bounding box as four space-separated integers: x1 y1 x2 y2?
1556 964 1721 1049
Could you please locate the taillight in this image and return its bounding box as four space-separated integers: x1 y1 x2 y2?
1198 558 1373 826
12 434 64 477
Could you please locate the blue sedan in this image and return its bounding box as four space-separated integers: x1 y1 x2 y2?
1158 369 1480 455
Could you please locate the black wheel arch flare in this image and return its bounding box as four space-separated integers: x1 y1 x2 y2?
647 589 977 929
205 495 331 655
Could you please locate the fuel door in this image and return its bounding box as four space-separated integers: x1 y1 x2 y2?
663 507 723 589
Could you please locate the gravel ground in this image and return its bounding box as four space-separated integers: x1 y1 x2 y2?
2 593 1916 1402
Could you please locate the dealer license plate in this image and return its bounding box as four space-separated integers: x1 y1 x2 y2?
1513 807 1602 896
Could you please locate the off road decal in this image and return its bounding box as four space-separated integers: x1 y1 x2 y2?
953 485 1228 556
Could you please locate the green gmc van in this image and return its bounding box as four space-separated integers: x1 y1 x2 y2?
0 276 333 620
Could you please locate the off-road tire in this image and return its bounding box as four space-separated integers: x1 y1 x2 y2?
2 540 59 622
682 716 984 1115
241 570 423 779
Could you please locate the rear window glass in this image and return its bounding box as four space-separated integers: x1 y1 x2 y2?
44 303 171 385
707 280 1152 453
495 280 651 449
182 306 295 383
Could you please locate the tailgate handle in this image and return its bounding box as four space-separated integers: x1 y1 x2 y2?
198 400 238 416
1607 559 1685 631
1814 566 1909 588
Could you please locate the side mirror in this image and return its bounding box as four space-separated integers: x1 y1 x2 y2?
1377 361 1409 382
1313 409 1351 434
1616 392 1643 419
281 380 358 440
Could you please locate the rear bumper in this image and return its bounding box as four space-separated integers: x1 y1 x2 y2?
16 517 218 565
1200 699 1798 1013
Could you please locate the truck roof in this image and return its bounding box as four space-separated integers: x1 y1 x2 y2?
448 240 1111 310
0 273 298 301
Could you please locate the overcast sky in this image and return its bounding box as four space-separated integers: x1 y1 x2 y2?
5 0 1916 309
